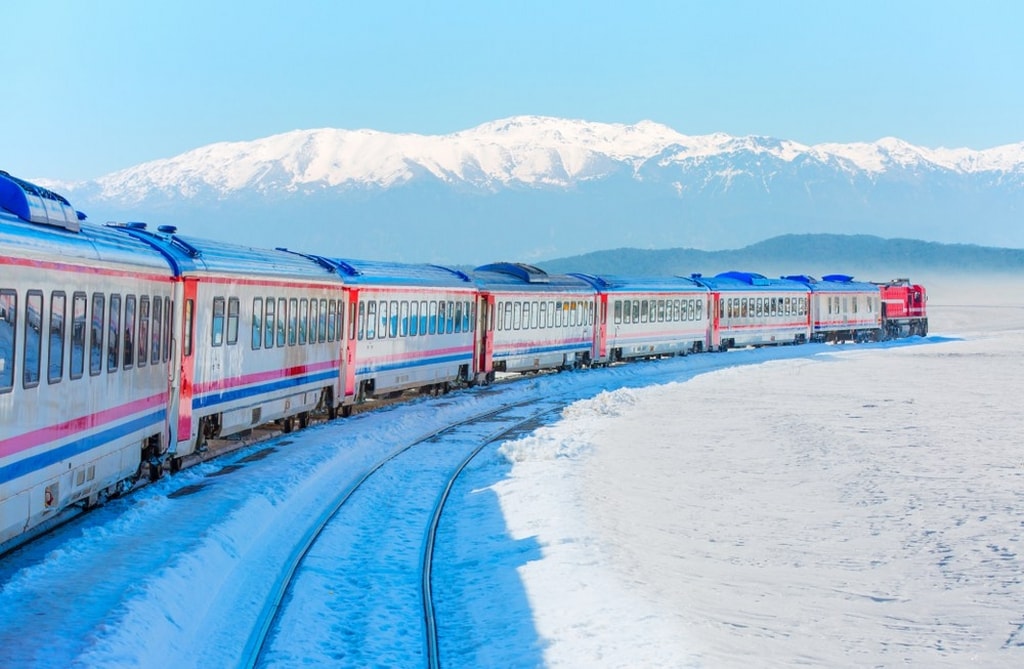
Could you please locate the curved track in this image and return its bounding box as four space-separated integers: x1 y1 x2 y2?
246 398 564 668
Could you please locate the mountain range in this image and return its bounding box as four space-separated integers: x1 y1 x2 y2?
38 116 1024 264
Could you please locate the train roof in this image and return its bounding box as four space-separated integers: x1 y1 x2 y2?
690 271 808 292
318 257 475 288
781 274 879 293
1 210 176 274
568 273 708 294
102 224 341 280
472 262 595 292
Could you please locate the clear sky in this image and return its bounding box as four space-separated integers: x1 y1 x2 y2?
2 0 1021 180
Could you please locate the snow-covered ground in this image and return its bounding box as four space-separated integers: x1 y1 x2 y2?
1 279 1022 668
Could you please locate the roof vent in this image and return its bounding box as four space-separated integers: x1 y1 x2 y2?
157 225 177 234
821 274 854 282
475 262 551 283
0 170 81 232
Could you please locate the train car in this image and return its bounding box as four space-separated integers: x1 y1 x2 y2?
878 278 928 338
1 173 176 549
106 227 347 465
472 263 597 373
783 274 882 342
570 274 710 363
324 257 479 404
691 271 810 350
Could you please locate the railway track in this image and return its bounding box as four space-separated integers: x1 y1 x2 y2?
243 397 565 668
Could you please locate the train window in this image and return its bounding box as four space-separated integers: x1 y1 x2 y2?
277 298 287 346
163 298 172 363
327 299 337 341
419 300 428 335
655 300 664 322
400 301 409 337
137 297 149 367
264 296 276 349
48 292 66 384
470 301 477 332
298 299 308 344
319 299 328 342
182 298 193 358
401 299 413 336
309 299 319 343
843 297 849 314
251 297 262 350
71 292 87 378
121 295 136 368
456 301 465 334
494 301 504 331
357 301 366 340
289 298 298 345
108 294 121 372
319 300 327 342
376 301 386 339
718 298 724 319
512 302 521 331
23 290 43 388
348 301 357 341
612 300 621 325
428 301 438 334
91 293 105 375
213 297 226 347
224 297 238 345
382 300 393 338
150 296 161 365
630 301 640 325
446 301 454 334
769 298 777 318
0 289 16 392
365 301 376 339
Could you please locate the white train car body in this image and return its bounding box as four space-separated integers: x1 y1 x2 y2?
473 263 596 373
785 274 882 342
694 272 811 350
109 230 348 462
573 274 710 363
1 175 175 548
331 259 478 403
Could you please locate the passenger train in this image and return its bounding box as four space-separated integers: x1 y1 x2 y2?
0 170 929 551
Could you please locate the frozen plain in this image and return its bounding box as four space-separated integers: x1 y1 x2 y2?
0 275 1021 668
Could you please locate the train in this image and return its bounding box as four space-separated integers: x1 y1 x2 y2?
0 169 928 551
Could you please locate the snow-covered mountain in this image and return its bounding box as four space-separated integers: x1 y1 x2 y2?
43 116 1024 263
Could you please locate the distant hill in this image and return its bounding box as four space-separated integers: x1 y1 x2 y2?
533 234 1024 278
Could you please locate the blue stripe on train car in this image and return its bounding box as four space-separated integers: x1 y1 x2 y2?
0 410 166 483
192 369 340 410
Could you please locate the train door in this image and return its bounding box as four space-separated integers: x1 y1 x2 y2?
343 288 358 403
173 277 197 458
593 293 607 363
710 292 722 350
473 292 494 382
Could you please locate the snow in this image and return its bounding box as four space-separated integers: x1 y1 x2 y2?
56 116 1024 199
1 287 1023 667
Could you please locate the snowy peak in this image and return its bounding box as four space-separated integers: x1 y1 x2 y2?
47 115 1024 204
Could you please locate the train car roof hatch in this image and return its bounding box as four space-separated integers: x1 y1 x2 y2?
0 170 82 232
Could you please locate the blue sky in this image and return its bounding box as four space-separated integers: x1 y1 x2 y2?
3 0 1021 180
